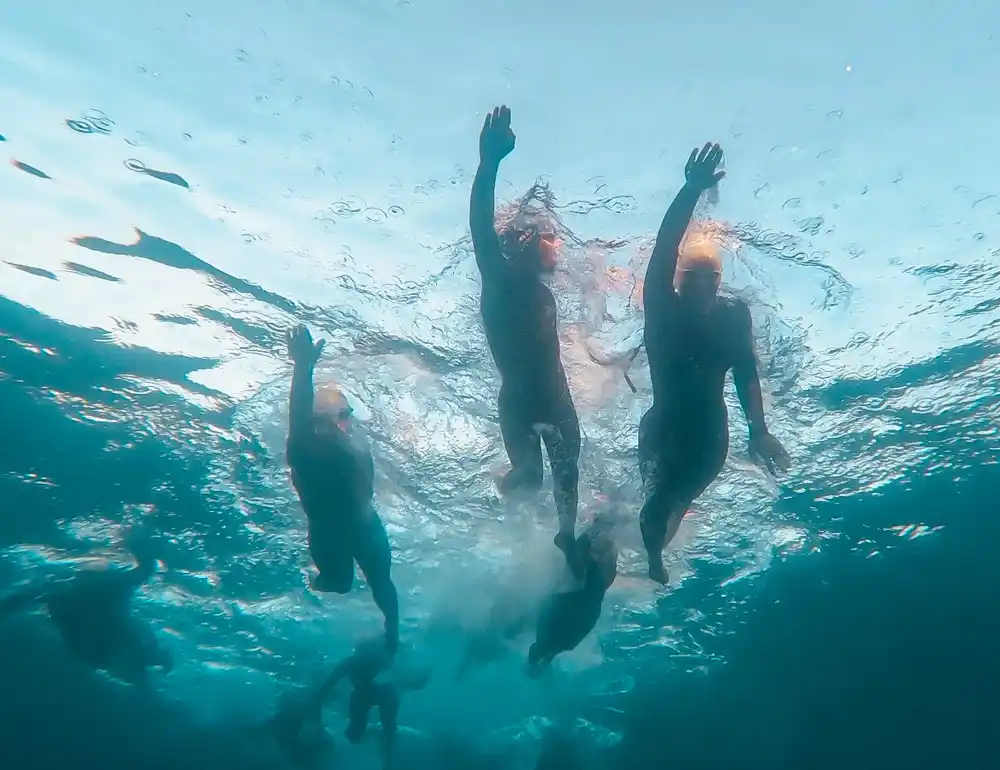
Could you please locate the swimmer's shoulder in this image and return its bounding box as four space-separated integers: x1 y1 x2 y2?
718 295 752 329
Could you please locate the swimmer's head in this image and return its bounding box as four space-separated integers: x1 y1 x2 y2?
498 212 561 275
312 382 354 433
674 237 722 311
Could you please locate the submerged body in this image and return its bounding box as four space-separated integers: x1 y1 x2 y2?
0 534 171 685
269 639 430 770
527 515 619 673
471 105 582 574
639 143 790 583
286 325 400 651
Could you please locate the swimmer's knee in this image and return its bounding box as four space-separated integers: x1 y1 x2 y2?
498 465 543 494
311 571 353 594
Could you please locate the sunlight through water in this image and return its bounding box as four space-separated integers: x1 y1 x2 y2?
2 0 1000 768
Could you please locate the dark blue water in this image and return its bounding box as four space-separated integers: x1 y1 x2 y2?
2 288 997 769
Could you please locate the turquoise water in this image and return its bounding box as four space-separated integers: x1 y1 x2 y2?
2 1 999 768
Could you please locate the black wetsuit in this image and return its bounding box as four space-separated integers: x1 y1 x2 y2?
480 268 581 504
288 431 389 591
287 364 399 645
1 557 170 684
636 176 763 566
529 525 618 666
640 294 755 510
344 676 400 743
471 167 581 546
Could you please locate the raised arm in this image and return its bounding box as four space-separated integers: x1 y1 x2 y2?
731 302 791 475
286 325 326 452
470 105 517 283
644 143 726 313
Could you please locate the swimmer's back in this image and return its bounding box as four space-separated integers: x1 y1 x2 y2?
288 431 374 523
579 530 618 595
480 270 565 396
645 294 752 409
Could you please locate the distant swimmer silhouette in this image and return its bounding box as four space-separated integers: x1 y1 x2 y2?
285 325 400 653
638 143 790 584
0 529 171 686
470 104 584 577
527 512 619 675
268 637 430 769
455 510 620 679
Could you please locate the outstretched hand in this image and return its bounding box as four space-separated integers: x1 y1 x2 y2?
286 324 325 367
479 105 516 166
685 142 726 191
749 430 791 476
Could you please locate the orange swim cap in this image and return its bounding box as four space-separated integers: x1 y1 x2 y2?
313 382 354 428
674 234 723 291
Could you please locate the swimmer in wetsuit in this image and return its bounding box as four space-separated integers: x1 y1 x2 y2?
286 325 400 652
527 512 619 675
471 105 583 574
269 638 430 770
639 143 791 584
0 530 172 686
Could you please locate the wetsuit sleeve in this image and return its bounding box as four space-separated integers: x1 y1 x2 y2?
469 161 507 284
731 301 768 436
644 183 703 317
287 360 316 464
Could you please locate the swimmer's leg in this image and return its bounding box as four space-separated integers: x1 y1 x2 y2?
638 413 727 584
345 684 376 744
540 405 582 576
308 527 356 594
497 386 544 494
638 491 685 585
375 684 401 770
355 515 400 653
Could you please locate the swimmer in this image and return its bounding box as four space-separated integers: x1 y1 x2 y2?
0 529 171 686
527 512 619 675
269 638 431 770
639 143 791 584
286 325 400 653
471 105 584 576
